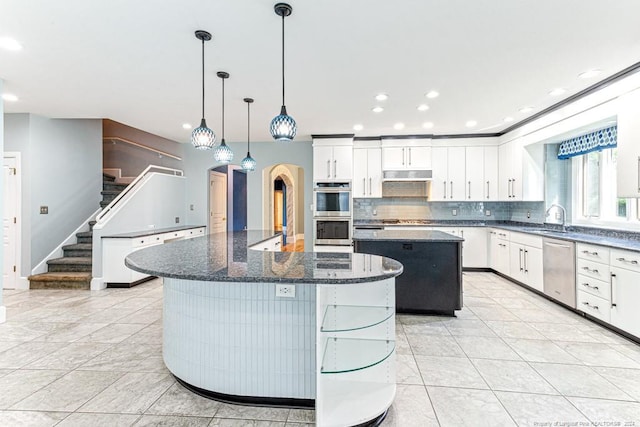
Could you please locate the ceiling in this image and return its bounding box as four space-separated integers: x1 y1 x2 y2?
2 0 640 145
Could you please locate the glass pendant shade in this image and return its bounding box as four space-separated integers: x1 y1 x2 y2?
241 153 257 171
191 118 216 150
270 105 297 142
213 139 233 163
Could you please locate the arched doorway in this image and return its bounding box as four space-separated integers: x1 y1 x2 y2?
262 164 304 250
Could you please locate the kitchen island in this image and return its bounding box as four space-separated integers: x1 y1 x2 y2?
353 229 463 315
125 230 403 427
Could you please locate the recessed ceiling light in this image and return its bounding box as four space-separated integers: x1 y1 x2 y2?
393 123 405 130
375 93 388 101
465 120 477 128
503 116 514 123
182 123 192 129
579 69 601 79
417 104 429 111
519 106 534 113
425 90 439 99
549 88 566 96
353 124 363 131
372 106 384 113
422 122 434 129
0 37 22 51
2 93 18 102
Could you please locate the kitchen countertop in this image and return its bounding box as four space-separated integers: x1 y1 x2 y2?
353 229 464 242
125 230 403 284
353 219 640 252
103 225 205 238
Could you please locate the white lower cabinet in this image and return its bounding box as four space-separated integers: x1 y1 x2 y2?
610 249 640 338
507 232 543 292
489 229 510 275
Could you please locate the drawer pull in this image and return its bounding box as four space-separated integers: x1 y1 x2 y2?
581 283 599 291
582 266 599 274
611 273 617 308
581 301 599 311
581 250 598 256
616 257 639 265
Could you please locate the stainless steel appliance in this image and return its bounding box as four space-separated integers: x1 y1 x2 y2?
313 181 351 217
543 237 576 308
314 217 352 246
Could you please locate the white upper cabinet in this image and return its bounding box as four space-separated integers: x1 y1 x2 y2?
464 146 498 201
313 138 353 181
431 146 466 201
616 88 640 198
353 147 382 198
499 139 543 201
381 142 431 170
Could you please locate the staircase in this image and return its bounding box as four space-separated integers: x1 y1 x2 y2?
28 173 127 289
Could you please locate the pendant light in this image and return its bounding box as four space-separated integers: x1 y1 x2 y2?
213 71 234 163
191 30 216 150
241 98 257 171
270 3 297 142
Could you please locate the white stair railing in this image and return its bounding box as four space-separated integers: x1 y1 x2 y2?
96 165 183 224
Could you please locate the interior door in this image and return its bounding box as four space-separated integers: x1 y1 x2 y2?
3 157 18 289
209 171 227 234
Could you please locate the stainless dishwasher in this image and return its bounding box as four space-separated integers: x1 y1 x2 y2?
543 237 576 308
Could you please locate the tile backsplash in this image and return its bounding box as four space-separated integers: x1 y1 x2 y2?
353 198 545 224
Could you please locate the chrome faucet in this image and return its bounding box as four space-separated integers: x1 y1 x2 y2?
545 203 567 233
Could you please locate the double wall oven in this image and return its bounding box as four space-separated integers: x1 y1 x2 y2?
313 181 352 246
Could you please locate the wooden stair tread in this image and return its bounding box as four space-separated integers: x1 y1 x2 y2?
47 257 92 265
29 272 91 281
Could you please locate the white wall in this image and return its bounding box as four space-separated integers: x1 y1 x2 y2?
0 78 5 322
3 114 102 276
184 139 314 250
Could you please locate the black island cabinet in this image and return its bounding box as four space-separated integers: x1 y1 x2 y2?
353 229 463 315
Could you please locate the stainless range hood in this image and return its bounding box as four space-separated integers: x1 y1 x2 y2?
382 169 433 181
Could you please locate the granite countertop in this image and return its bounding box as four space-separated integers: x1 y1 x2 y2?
125 230 403 284
103 225 206 239
352 229 464 242
354 220 487 227
491 225 640 252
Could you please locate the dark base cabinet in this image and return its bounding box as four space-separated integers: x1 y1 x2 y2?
354 240 463 315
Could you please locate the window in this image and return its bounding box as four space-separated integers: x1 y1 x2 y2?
574 147 640 228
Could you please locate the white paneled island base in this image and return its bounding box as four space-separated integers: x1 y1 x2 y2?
125 231 402 427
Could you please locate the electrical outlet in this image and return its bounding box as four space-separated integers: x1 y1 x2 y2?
373 209 377 216
527 211 531 218
175 217 180 223
452 209 457 216
555 212 561 220
276 284 295 298
485 210 491 216
190 204 194 211
39 206 48 214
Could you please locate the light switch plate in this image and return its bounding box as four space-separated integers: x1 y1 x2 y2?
40 206 48 214
276 284 295 298
485 210 491 216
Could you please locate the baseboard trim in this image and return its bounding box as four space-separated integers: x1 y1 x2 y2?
90 277 106 291
16 277 30 290
0 306 6 324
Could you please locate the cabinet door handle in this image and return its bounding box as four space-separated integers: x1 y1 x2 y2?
486 181 490 199
369 177 372 195
611 273 617 307
450 181 453 199
362 178 366 196
468 181 471 199
402 148 405 165
327 160 331 178
524 249 528 273
616 257 639 265
519 248 524 271
512 178 516 198
443 181 447 198
408 147 412 165
637 156 640 192
333 160 337 178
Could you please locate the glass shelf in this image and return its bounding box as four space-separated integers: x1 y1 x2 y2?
321 338 395 374
321 305 393 332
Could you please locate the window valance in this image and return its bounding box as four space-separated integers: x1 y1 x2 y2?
557 125 617 159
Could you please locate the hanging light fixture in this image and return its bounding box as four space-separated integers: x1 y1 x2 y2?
270 3 297 142
241 98 257 171
213 71 234 163
191 30 216 150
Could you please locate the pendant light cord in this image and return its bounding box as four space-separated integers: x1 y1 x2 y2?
281 14 285 106
201 38 205 119
247 100 251 152
221 77 225 139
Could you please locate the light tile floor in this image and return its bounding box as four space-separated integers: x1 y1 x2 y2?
1 272 640 426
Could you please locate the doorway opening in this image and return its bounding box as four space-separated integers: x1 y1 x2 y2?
209 165 248 233
3 153 22 289
262 164 304 251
